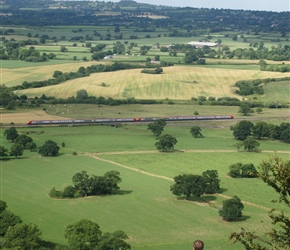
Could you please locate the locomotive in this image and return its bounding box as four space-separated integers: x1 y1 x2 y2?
27 115 234 125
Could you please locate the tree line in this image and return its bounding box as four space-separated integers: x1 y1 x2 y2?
232 120 290 144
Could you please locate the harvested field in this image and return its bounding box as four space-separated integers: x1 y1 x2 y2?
14 65 288 100
1 61 106 87
0 110 68 125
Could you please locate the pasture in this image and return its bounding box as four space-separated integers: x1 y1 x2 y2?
1 24 290 249
1 123 289 249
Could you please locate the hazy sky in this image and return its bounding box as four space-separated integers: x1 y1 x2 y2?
110 0 290 12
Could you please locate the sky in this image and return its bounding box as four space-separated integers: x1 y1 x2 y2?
109 0 290 12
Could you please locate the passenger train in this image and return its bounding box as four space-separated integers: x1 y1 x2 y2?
27 115 234 125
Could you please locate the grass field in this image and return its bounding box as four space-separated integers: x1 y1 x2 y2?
0 123 289 249
1 25 290 249
12 65 288 100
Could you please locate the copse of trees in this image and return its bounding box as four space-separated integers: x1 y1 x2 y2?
49 170 122 198
235 77 290 96
232 121 290 143
170 170 221 200
141 67 163 74
228 163 258 178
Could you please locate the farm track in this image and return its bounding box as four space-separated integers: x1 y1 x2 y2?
83 149 290 211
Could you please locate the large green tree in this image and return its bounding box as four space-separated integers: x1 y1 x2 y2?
38 140 59 156
0 146 9 158
202 170 221 194
15 134 33 149
0 210 22 236
72 170 90 197
4 127 19 142
252 121 270 139
243 137 260 151
170 174 205 200
219 196 244 221
65 219 102 250
148 119 167 137
97 230 131 250
232 120 254 140
230 156 290 249
3 223 42 249
155 134 177 152
9 143 23 158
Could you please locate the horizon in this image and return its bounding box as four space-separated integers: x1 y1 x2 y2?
106 0 290 12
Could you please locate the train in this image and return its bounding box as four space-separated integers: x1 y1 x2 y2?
27 115 234 125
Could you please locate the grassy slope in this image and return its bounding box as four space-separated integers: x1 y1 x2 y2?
0 124 289 249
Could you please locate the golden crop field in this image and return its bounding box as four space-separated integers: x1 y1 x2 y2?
1 61 105 87
13 65 288 100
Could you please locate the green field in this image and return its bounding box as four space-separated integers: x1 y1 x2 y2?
1 23 290 250
0 123 289 249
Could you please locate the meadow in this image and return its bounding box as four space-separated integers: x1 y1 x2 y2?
1 122 289 249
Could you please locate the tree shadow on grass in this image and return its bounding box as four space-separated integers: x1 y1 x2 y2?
176 195 217 204
218 188 228 193
114 190 133 196
236 215 251 222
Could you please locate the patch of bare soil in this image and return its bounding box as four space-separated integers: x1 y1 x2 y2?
0 110 68 124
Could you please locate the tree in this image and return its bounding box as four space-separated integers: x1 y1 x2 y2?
38 140 59 156
97 230 131 250
232 120 254 140
147 119 166 136
190 126 203 138
9 143 23 158
219 196 244 221
238 102 253 116
256 107 263 114
170 174 205 200
252 121 270 139
15 134 33 149
0 146 9 158
72 171 90 197
3 223 42 249
4 127 18 142
202 170 221 194
76 89 89 99
155 134 177 152
230 156 290 249
60 46 68 52
0 200 7 213
0 210 22 236
65 219 102 250
243 137 260 151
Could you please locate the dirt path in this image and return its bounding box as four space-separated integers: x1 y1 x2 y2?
83 150 282 211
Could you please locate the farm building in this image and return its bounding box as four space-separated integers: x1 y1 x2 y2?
187 41 218 48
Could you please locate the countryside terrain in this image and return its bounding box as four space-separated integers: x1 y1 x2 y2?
0 0 290 249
